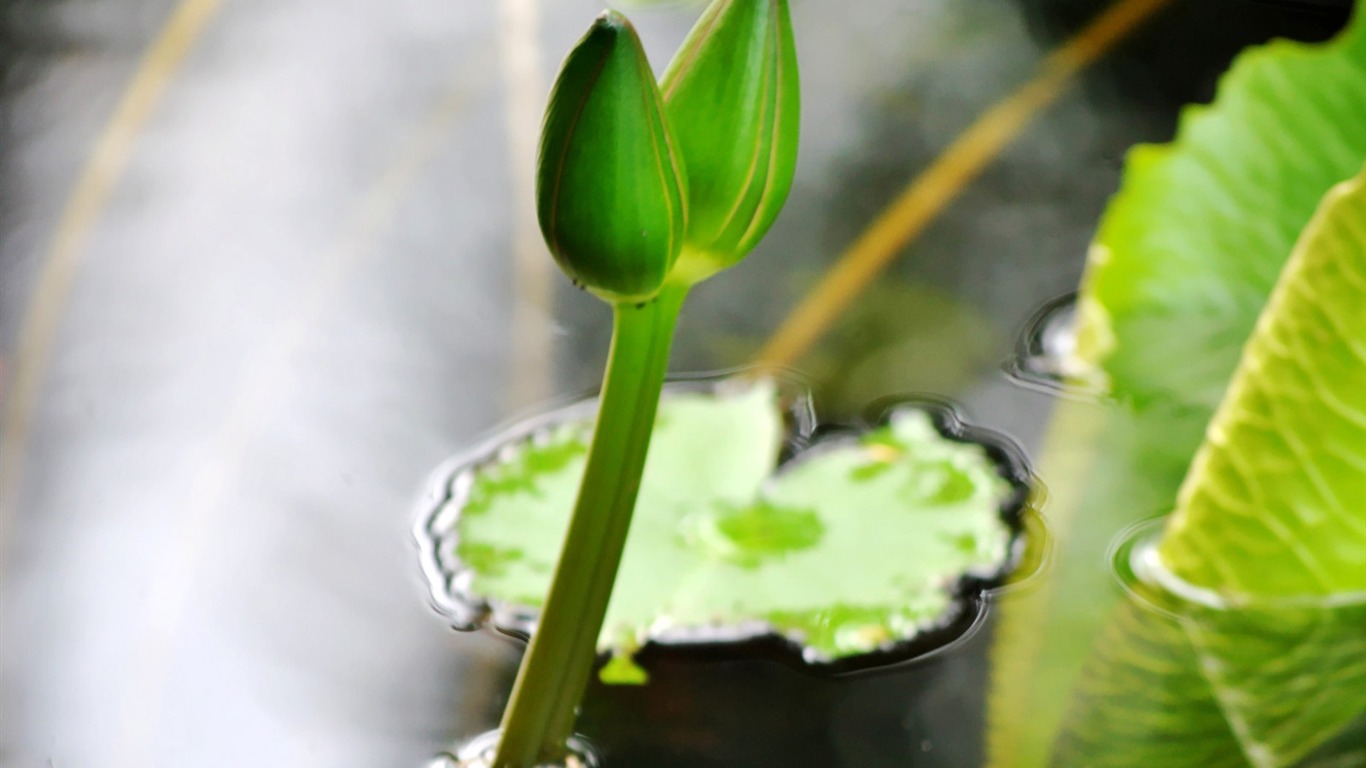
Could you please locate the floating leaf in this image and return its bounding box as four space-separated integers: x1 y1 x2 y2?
422 378 1021 674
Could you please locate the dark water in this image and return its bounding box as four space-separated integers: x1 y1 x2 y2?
0 1 1353 766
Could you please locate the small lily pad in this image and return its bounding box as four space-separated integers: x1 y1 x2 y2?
418 378 1024 676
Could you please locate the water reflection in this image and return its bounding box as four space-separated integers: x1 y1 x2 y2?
989 368 1366 765
1005 293 1107 401
1053 529 1366 766
430 730 600 768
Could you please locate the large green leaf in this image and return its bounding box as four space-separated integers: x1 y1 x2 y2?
991 9 1366 766
425 378 1018 676
1077 15 1366 412
1048 111 1366 768
1158 167 1366 598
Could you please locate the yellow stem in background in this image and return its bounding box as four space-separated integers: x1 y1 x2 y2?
106 81 479 768
754 0 1176 371
750 0 1177 757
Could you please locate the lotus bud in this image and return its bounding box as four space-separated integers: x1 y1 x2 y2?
661 0 799 281
536 11 689 305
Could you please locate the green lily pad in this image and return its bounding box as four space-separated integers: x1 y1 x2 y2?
419 378 1022 677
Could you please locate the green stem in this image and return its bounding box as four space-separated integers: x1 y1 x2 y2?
492 284 687 767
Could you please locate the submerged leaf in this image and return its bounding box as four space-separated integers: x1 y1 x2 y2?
1050 596 1247 768
430 379 1018 673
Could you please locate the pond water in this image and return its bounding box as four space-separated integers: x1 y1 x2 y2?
0 0 1354 766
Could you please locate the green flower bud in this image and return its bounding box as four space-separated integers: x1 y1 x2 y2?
537 11 689 305
661 0 800 281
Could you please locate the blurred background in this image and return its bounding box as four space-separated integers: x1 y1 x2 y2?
0 0 1351 766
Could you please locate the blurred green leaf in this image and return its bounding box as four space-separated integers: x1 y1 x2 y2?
1049 595 1248 768
987 398 1204 766
991 9 1366 766
536 10 688 304
1057 69 1366 768
1157 167 1366 598
1041 170 1366 766
1077 13 1366 411
447 379 1015 674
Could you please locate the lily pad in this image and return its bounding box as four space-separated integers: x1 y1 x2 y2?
418 377 1024 678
